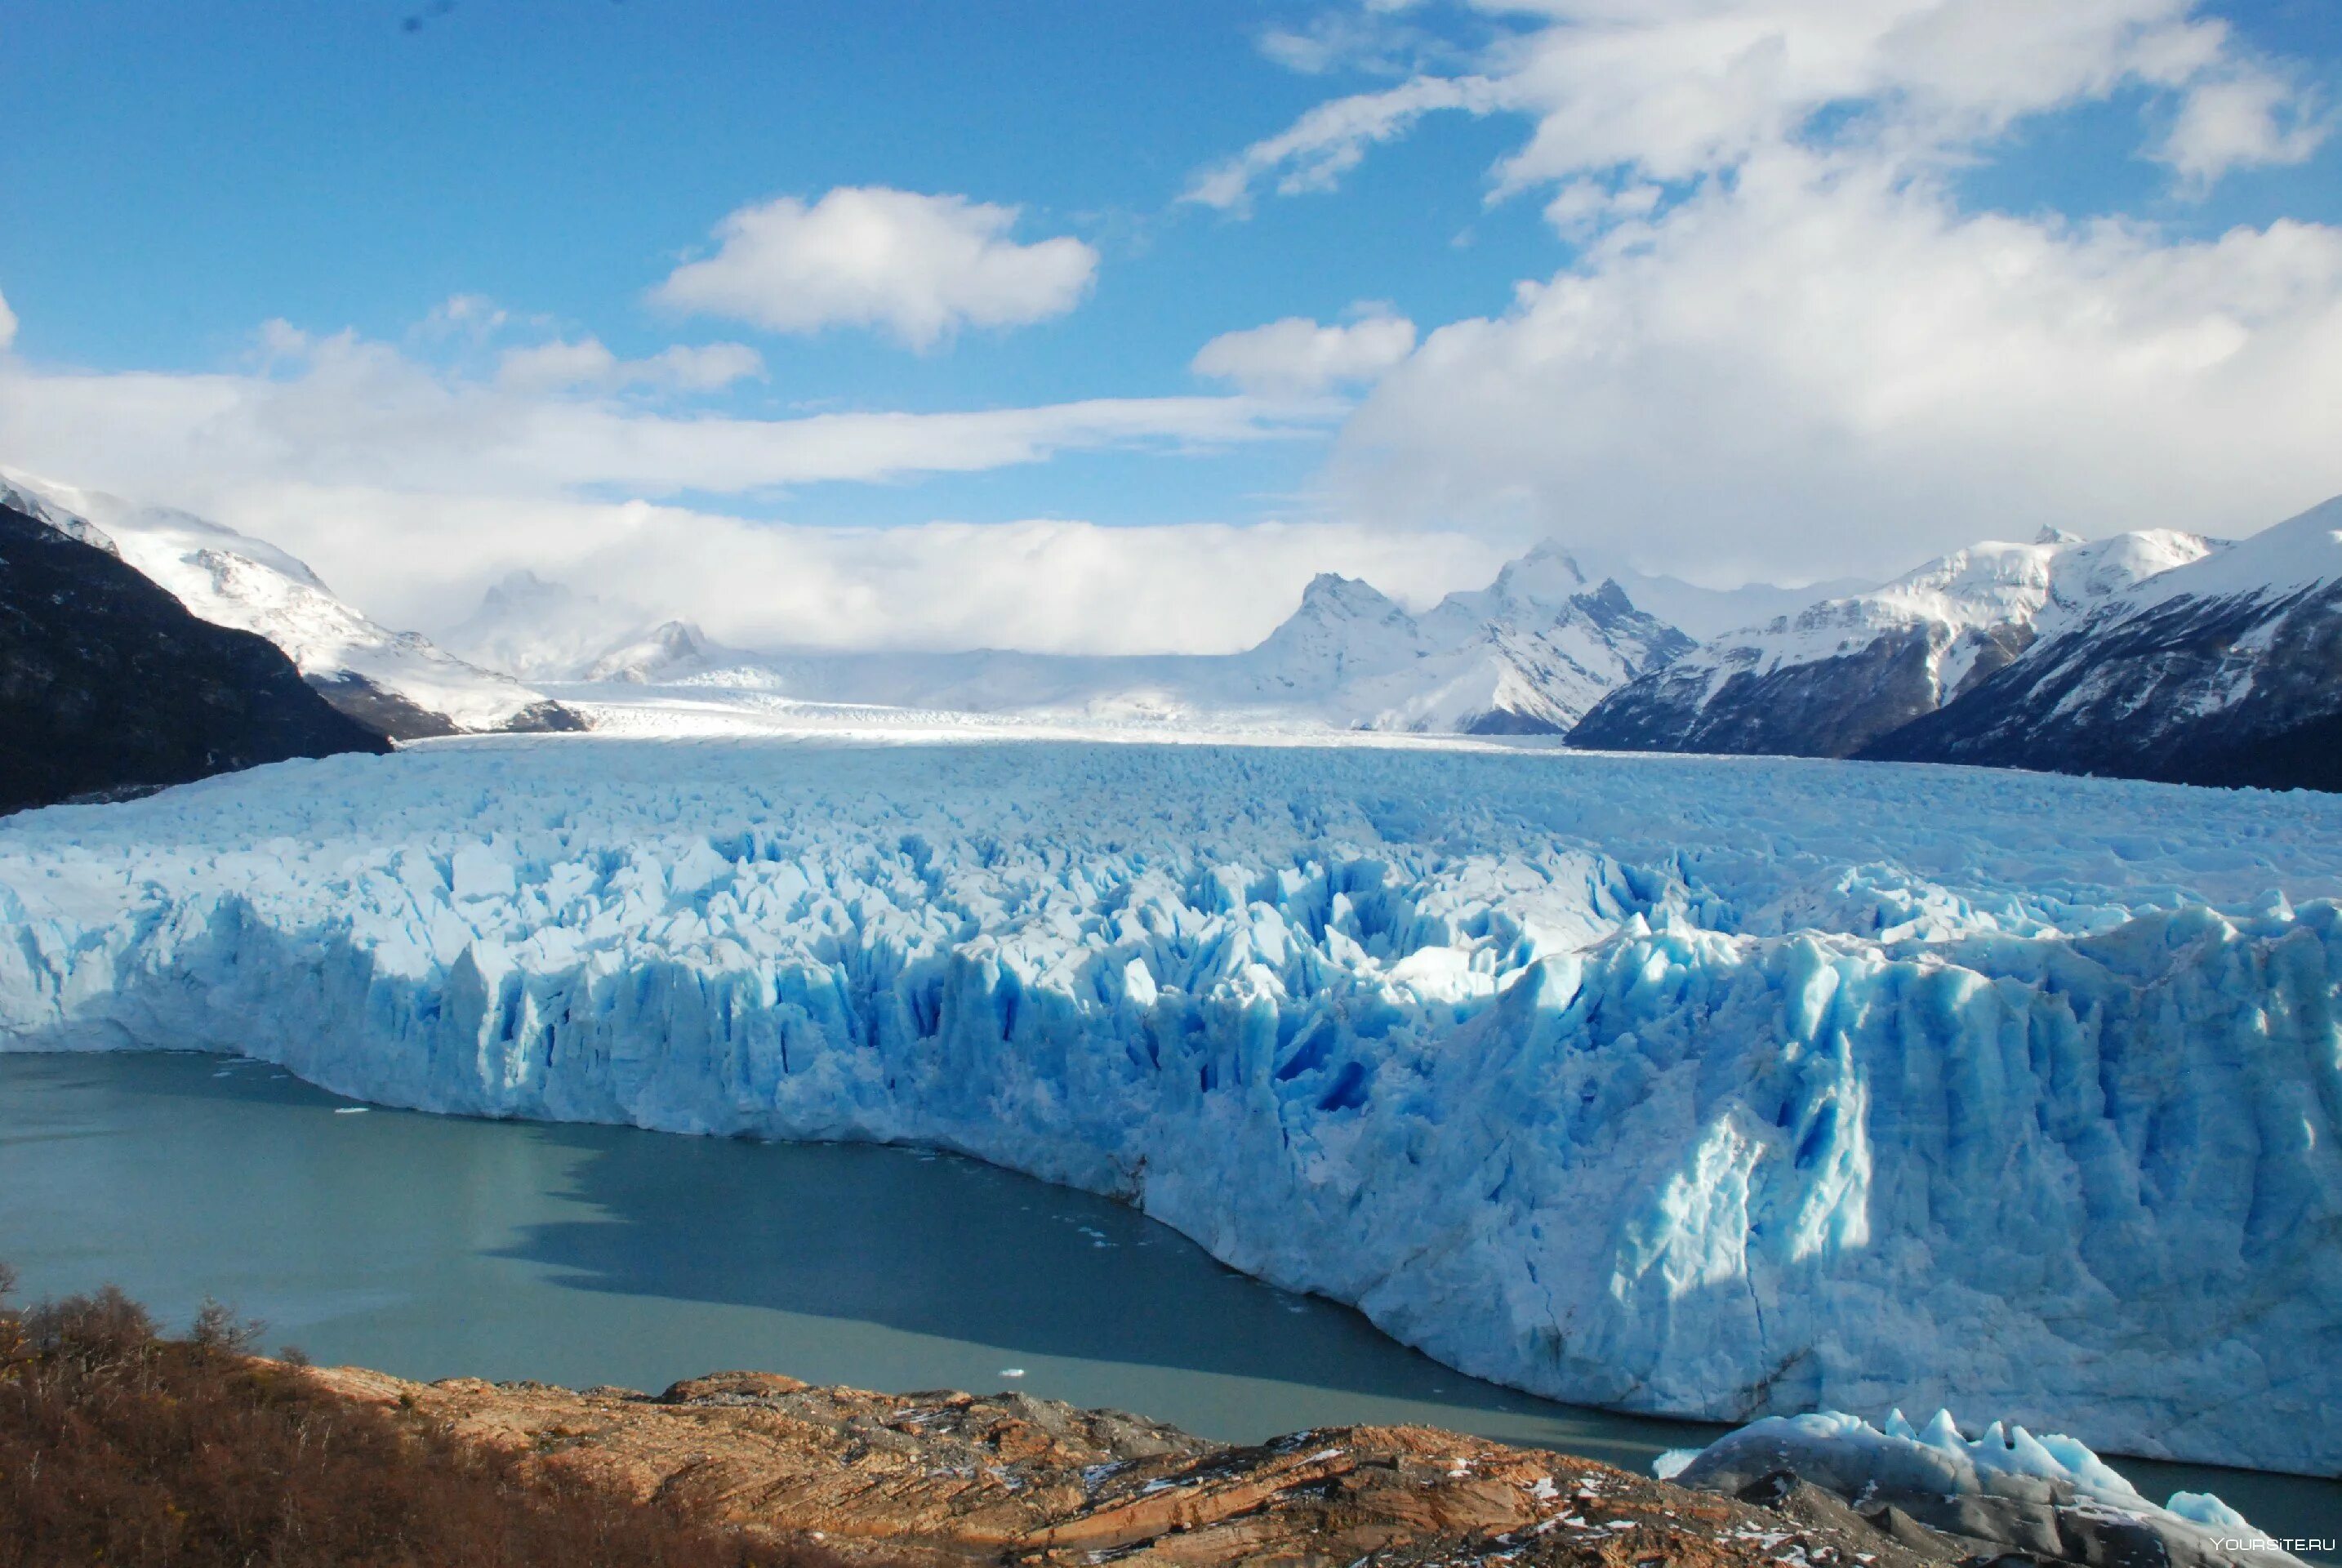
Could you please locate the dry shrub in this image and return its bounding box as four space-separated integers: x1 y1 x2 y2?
0 1269 873 1568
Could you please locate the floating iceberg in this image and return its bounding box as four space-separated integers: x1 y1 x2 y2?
2 735 2338 1474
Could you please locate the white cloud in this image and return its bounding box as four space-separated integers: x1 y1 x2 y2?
1256 6 1443 77
652 187 1099 350
419 292 510 338
1184 75 1509 210
1187 2 2342 580
1328 146 2342 584
0 288 15 353
1192 309 1418 394
644 343 766 392
0 321 1356 644
1199 1 2316 210
392 503 1504 656
496 336 764 393
1479 0 2227 195
496 337 617 390
2161 68 2330 184
0 326 1319 501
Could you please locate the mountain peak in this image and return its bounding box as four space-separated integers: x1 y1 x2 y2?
0 470 121 557
2036 527 2085 546
2124 493 2342 609
583 619 717 684
1296 572 1396 610
1249 575 1421 688
1489 541 1588 606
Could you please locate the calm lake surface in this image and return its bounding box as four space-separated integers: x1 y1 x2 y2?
3 1050 2334 1552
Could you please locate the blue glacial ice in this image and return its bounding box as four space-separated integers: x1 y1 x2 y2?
1 736 2338 1473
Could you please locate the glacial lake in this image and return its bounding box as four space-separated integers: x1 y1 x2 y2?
3 1049 2335 1553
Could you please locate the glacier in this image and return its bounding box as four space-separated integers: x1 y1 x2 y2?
2 734 2339 1474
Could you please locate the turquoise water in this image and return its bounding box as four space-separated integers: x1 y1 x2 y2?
1 1049 2333 1552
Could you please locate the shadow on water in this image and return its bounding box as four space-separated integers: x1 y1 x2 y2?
0 1051 1713 1465
491 1116 1709 1453
496 1119 2342 1552
514 1120 1495 1394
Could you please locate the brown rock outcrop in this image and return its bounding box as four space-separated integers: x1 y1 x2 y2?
305 1363 1964 1568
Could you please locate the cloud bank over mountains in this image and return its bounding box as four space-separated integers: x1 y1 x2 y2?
0 310 1382 648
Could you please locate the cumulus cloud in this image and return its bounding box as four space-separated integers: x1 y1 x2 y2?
496 336 764 393
1329 146 2342 584
0 287 16 353
1184 2 2342 580
652 187 1099 350
1192 309 1418 394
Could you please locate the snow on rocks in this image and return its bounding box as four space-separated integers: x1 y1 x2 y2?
1671 1410 2307 1567
1573 528 2219 760
2 735 2340 1474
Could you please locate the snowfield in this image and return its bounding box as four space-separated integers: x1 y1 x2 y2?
2 734 2339 1474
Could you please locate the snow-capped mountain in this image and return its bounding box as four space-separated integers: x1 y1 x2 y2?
1355 545 1694 733
1570 528 2220 758
440 569 643 683
0 492 386 812
534 544 1693 735
582 619 727 684
0 473 120 555
1242 572 1427 693
1866 496 2342 791
0 472 583 742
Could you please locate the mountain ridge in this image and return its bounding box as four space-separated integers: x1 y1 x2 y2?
1570 527 2221 760
0 471 583 742
527 542 1696 734
1861 497 2342 791
0 497 388 813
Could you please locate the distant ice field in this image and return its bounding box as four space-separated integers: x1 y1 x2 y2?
3 735 2339 1473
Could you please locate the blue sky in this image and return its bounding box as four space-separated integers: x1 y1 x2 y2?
2 2 2340 649
2 2 1560 528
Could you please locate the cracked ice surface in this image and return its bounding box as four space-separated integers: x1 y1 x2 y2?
2 736 2340 1472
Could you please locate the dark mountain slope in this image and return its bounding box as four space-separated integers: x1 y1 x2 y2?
1862 576 2342 791
1863 497 2342 792
0 500 389 814
1569 530 2215 760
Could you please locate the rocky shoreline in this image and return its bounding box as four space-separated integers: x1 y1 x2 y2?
302 1365 2304 1568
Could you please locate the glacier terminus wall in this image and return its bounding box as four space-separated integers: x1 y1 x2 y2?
2 735 2337 1474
